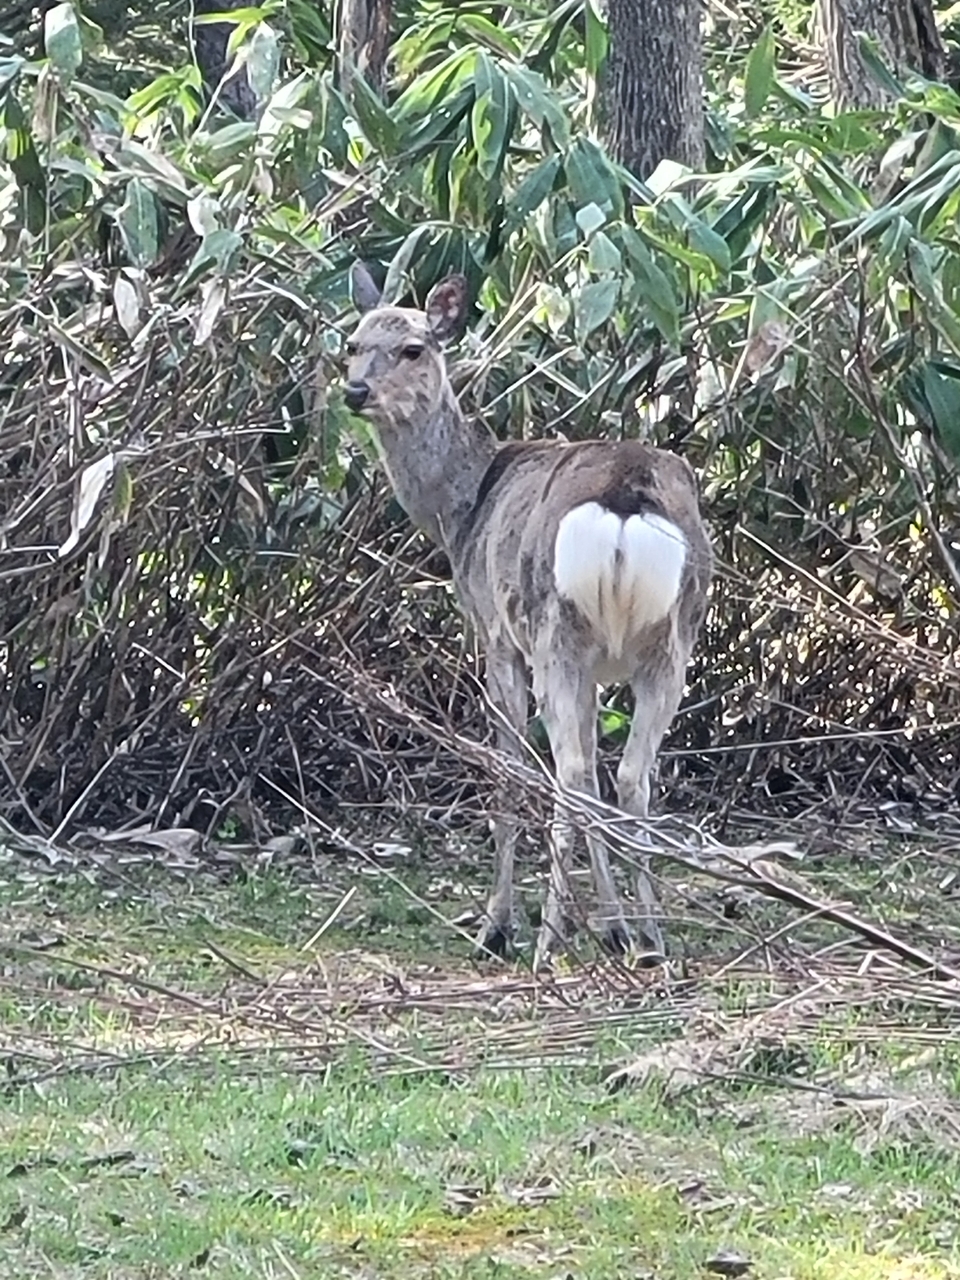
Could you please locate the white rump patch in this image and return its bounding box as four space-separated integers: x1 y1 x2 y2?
553 501 687 657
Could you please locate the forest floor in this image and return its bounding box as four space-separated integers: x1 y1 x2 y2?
2 824 960 1280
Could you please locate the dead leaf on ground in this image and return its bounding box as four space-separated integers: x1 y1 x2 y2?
706 1247 752 1276
92 825 202 857
606 1039 726 1095
508 1175 562 1207
443 1183 485 1216
15 930 63 950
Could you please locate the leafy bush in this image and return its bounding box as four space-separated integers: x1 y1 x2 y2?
1 1 958 836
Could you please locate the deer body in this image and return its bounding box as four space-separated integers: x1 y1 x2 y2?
344 269 713 968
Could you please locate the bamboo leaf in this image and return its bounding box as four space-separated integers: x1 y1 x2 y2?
744 25 775 118
584 0 608 78
246 22 279 101
58 455 116 559
621 225 681 345
349 68 396 154
923 362 960 459
587 230 621 273
194 278 227 346
506 154 561 229
502 64 569 148
575 278 619 343
115 178 159 268
565 136 622 218
112 275 142 339
471 53 512 181
44 2 82 79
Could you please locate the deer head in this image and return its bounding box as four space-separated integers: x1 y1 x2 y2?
342 264 469 423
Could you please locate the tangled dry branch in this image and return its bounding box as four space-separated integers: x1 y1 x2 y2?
2 262 960 844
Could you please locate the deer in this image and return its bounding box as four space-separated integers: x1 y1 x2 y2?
342 264 713 971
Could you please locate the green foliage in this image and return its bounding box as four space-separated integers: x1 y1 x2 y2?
2 0 960 828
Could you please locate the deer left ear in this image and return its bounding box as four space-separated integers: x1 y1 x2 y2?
425 274 468 342
351 261 383 313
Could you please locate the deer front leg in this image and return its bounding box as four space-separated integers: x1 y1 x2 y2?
533 659 634 969
615 664 687 960
476 642 529 959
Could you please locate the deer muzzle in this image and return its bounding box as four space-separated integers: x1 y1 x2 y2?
343 380 370 411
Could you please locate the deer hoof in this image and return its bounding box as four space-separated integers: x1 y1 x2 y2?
600 919 667 967
599 920 633 956
474 919 514 960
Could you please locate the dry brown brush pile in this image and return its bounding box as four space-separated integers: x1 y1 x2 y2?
2 268 958 843
3 18 960 845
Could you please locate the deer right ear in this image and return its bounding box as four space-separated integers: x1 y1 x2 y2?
425 274 468 342
351 262 382 313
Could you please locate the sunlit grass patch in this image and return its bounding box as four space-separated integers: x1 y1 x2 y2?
2 850 960 1278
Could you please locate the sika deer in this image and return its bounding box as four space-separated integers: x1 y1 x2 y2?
343 266 713 970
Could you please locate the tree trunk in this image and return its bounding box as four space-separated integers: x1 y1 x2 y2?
338 0 394 98
602 0 704 180
816 0 945 109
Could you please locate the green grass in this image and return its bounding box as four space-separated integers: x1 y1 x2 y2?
2 855 960 1278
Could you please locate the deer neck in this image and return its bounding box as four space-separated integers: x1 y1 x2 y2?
372 384 496 552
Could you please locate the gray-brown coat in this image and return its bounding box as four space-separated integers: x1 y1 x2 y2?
344 267 713 967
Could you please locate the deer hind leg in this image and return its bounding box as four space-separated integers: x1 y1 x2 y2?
476 642 529 959
532 658 633 969
615 662 688 960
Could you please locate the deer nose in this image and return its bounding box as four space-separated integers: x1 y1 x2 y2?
344 380 370 411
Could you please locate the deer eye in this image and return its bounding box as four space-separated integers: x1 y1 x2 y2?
344 342 358 357
401 344 424 360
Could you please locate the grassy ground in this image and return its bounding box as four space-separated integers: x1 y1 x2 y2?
2 841 960 1279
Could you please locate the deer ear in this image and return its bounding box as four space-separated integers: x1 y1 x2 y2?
425 274 468 342
351 261 382 313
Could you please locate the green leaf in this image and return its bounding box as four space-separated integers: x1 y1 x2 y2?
393 48 476 121
876 215 913 272
599 706 630 743
584 0 608 78
349 69 396 154
908 240 960 353
194 5 274 22
506 154 561 229
565 136 622 218
587 230 621 273
287 0 331 64
115 178 159 268
575 202 606 237
818 157 870 210
631 223 714 275
923 362 960 459
317 77 349 166
180 228 243 290
0 56 24 93
620 225 680 345
713 186 777 264
535 282 570 333
686 218 731 275
403 84 474 157
502 65 569 149
471 53 512 181
44 2 82 79
116 140 190 202
1 86 45 196
455 13 519 58
575 279 619 343
744 24 775 118
857 34 904 101
245 21 279 101
803 169 857 220
381 225 432 304
527 0 581 74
